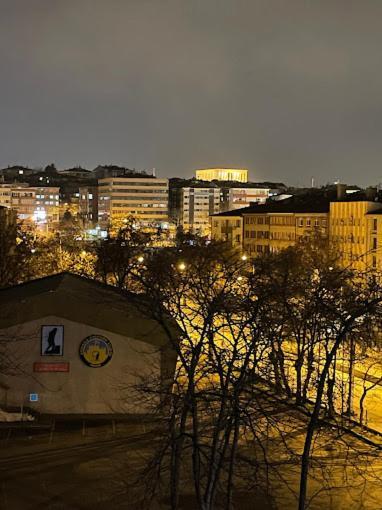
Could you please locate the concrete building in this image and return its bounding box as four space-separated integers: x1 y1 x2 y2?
211 210 243 249
98 176 169 229
180 186 221 235
78 186 99 227
220 186 270 212
211 191 331 254
195 168 248 183
0 184 60 228
0 273 177 415
0 185 11 209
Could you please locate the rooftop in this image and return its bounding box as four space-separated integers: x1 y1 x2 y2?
0 273 177 346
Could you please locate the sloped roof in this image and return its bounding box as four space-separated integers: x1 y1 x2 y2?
0 273 177 347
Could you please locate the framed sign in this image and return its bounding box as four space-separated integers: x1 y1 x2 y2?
79 335 113 368
41 325 64 356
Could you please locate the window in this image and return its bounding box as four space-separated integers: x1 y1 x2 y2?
306 219 311 227
314 219 319 227
298 218 304 227
373 219 378 231
373 238 377 250
373 256 377 268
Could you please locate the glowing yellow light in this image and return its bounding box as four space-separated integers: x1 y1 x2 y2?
137 255 144 263
237 276 243 281
241 254 247 261
81 250 87 257
178 262 186 271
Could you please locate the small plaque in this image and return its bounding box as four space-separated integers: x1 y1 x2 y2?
34 362 70 372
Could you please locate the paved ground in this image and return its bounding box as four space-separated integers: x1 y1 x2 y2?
0 408 381 510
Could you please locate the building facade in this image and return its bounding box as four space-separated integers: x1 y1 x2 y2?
196 168 248 183
98 177 169 229
181 187 221 235
0 184 60 230
211 211 243 248
220 186 270 212
78 186 99 227
0 273 177 415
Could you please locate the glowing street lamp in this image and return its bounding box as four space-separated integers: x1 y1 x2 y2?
178 262 186 271
241 254 248 261
137 255 144 263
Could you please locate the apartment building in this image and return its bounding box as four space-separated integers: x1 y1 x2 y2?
98 176 169 229
78 186 99 227
211 210 243 248
220 186 270 212
179 187 221 235
0 184 59 227
211 186 382 273
196 168 248 183
211 192 331 254
0 185 11 208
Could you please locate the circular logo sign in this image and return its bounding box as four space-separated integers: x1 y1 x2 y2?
79 335 113 368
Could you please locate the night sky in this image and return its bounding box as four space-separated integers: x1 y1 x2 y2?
1 1 382 186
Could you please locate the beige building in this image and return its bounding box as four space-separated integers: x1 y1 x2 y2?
0 184 59 228
211 196 330 255
0 273 177 415
181 187 221 235
220 186 270 211
211 211 243 249
196 168 248 183
98 176 169 229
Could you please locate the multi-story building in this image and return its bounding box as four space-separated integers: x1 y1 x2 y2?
211 186 382 272
0 184 59 229
0 185 11 208
196 168 248 183
211 191 332 255
180 187 221 235
210 211 243 248
98 176 169 229
78 186 99 227
220 186 270 212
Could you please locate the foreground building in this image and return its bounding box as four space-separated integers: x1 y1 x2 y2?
0 273 177 415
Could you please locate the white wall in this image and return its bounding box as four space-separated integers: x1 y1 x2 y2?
0 315 161 414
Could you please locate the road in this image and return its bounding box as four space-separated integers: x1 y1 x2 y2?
0 409 381 510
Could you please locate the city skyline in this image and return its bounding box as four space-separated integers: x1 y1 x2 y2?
2 1 382 186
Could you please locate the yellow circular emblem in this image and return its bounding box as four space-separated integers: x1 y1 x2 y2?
79 335 113 368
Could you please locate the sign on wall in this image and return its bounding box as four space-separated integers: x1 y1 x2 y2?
79 335 113 368
41 325 64 356
34 362 69 372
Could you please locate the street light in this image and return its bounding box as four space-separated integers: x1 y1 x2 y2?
241 254 248 261
178 262 186 271
137 255 144 263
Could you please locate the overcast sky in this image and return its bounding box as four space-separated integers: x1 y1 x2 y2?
1 1 382 185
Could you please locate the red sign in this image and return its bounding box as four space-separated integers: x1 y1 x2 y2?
33 362 70 373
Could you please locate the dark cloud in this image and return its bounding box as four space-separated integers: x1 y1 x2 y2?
1 0 382 185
